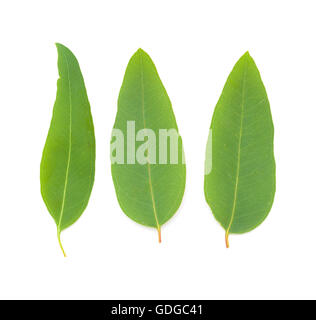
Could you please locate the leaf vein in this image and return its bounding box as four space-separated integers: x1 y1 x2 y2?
58 53 72 234
225 59 248 243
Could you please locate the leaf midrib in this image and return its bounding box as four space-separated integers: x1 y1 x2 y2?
58 53 72 233
226 60 248 237
139 53 160 233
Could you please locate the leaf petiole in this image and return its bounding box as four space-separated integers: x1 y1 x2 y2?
158 227 161 243
57 229 67 257
225 231 230 249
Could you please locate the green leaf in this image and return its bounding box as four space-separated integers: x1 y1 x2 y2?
204 52 276 248
111 49 186 242
40 43 95 256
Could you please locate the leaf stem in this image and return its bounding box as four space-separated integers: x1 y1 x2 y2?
57 229 67 257
225 231 230 248
158 227 161 243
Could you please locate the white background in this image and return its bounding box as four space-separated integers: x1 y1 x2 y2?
0 0 315 300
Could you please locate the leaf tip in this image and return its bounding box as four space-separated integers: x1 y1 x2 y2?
136 48 146 56
55 43 72 56
242 51 251 59
136 48 152 59
55 42 64 50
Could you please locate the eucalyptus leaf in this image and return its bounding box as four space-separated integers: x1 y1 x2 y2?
40 43 95 256
111 49 186 242
204 52 275 248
